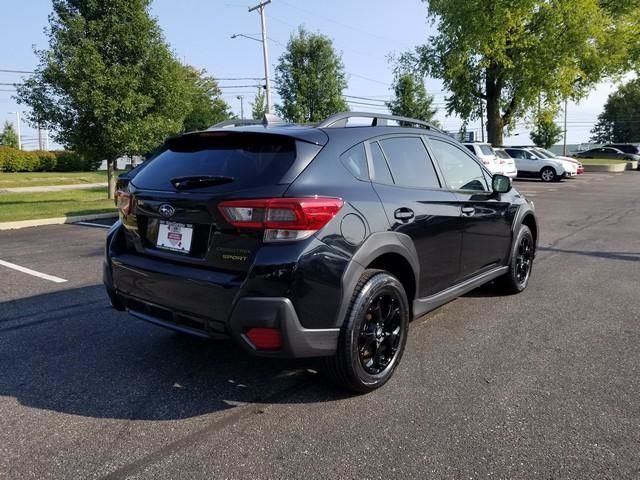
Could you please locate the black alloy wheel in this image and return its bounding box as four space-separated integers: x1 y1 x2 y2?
358 293 403 375
514 234 533 286
496 224 535 294
322 269 409 393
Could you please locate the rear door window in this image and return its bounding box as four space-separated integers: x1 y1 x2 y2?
369 141 394 184
131 132 298 192
378 137 440 189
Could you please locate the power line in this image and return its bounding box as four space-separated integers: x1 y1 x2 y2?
278 0 396 44
0 69 34 74
347 72 390 87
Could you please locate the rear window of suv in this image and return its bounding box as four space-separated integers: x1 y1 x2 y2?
479 145 495 155
131 132 298 192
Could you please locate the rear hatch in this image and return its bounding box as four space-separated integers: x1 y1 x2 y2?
119 129 325 273
495 148 517 174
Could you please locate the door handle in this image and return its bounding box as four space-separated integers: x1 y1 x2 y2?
394 207 415 221
461 206 476 217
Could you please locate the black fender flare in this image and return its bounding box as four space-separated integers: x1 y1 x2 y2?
334 232 420 328
511 203 538 257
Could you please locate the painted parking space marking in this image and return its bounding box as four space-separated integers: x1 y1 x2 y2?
0 259 68 283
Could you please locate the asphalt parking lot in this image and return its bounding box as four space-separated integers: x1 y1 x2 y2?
1 172 639 479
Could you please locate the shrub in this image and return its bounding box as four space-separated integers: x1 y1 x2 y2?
0 148 32 172
32 150 57 171
52 151 101 171
0 147 99 172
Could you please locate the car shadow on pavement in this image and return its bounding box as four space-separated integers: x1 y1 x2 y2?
0 285 350 421
538 246 640 262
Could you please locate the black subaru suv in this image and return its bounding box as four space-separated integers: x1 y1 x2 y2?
104 112 537 392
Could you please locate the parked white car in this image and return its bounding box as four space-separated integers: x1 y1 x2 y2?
504 147 569 182
532 147 584 174
463 142 517 178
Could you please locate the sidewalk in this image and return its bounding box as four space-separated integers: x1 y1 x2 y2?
0 182 107 193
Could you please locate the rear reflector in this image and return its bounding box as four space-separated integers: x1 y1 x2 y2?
218 197 343 243
245 327 283 350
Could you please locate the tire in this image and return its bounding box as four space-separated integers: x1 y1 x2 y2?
496 225 534 294
321 269 409 393
540 167 556 182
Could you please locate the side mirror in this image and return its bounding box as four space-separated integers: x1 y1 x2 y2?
492 174 511 194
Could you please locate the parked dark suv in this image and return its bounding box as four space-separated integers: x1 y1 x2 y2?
104 112 538 392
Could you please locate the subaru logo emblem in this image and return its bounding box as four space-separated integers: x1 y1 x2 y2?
158 204 175 218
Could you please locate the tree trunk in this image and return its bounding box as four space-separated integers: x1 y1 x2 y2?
485 69 505 147
107 158 116 200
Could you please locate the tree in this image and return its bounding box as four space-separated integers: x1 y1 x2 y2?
0 121 19 149
530 110 563 148
401 0 636 146
275 27 348 123
590 78 640 144
182 66 232 132
17 0 191 198
251 87 266 120
386 73 439 125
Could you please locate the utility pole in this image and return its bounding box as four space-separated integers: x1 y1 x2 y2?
9 111 21 150
249 0 272 114
38 123 43 150
237 95 245 119
45 129 49 151
563 98 568 156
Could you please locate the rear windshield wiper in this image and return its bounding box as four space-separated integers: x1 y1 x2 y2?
170 175 235 190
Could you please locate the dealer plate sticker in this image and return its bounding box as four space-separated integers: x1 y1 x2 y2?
156 221 193 253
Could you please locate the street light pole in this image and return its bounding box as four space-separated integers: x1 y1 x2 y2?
237 95 245 119
249 0 272 114
8 111 21 150
563 98 568 156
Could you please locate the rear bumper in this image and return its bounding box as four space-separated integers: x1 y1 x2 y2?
103 226 341 358
105 279 339 357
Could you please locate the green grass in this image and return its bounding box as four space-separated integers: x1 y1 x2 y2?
578 158 629 165
0 171 108 188
0 187 116 222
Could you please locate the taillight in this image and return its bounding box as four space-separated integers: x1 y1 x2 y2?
116 190 132 215
218 197 343 243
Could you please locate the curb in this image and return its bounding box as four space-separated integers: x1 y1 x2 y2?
583 163 628 173
0 212 118 230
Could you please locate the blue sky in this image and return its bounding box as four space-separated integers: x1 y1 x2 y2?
0 0 623 149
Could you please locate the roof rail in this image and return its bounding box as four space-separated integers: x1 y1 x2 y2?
317 111 441 131
208 119 262 129
208 113 288 130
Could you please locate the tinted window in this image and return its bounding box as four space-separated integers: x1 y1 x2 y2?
379 137 440 189
464 145 475 154
505 149 523 159
608 144 639 154
340 143 368 180
369 141 394 184
131 133 297 192
479 145 495 155
495 149 511 159
429 139 488 191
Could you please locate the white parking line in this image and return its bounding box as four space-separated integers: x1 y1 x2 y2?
0 259 68 283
